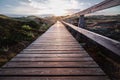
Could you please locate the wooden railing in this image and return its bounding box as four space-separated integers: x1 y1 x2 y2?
64 0 120 19
62 21 120 61
62 0 120 60
62 21 120 80
62 0 120 79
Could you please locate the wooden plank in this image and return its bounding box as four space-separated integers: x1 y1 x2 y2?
15 54 90 58
0 76 110 80
11 57 93 62
28 44 81 47
36 37 75 39
34 38 76 41
21 50 87 54
26 47 82 50
34 39 75 41
3 61 99 68
0 68 105 76
31 43 80 46
31 42 79 45
27 46 82 49
23 49 84 51
33 40 78 42
30 44 81 46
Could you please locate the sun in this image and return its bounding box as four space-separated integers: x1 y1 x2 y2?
52 9 66 16
54 12 64 16
54 11 66 16
48 0 68 16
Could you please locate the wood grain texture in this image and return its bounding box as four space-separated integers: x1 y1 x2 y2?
0 68 105 76
3 61 99 68
0 21 110 80
0 76 110 80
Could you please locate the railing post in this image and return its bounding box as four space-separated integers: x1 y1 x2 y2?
78 15 86 28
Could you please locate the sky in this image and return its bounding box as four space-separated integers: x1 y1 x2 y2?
0 0 120 17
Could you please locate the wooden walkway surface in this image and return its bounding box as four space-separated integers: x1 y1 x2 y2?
0 21 110 80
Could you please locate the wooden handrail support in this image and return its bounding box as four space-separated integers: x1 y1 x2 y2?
62 21 120 62
64 0 120 19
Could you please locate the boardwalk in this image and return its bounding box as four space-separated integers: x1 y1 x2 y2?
0 21 110 80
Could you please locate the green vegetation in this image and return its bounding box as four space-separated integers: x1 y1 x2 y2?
85 15 120 41
87 27 120 41
22 25 32 30
64 15 120 41
0 14 53 67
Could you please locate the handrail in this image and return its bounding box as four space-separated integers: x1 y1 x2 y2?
62 21 120 58
64 0 120 19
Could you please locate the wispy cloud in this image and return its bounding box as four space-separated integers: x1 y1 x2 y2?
0 0 119 17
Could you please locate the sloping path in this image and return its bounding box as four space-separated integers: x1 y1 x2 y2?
0 21 110 80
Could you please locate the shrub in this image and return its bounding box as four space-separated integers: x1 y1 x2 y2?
22 25 32 30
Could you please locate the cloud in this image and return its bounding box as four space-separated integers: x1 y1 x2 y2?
0 0 83 16
0 0 119 16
